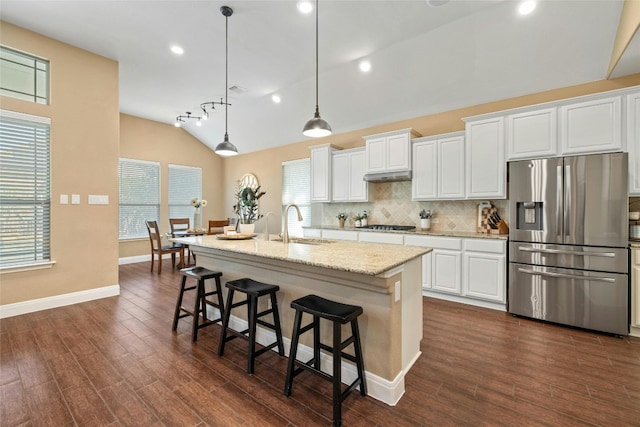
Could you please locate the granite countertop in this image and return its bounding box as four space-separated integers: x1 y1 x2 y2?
311 225 509 240
171 235 430 276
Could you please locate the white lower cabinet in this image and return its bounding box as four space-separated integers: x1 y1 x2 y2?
405 234 506 310
631 248 640 337
462 239 506 303
358 231 404 245
302 228 322 238
321 229 358 241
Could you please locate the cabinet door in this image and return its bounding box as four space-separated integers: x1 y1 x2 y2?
633 249 640 329
386 133 411 171
310 146 332 202
348 151 368 202
560 96 622 155
412 140 438 200
507 107 557 160
432 249 461 294
628 92 640 196
463 252 505 303
322 229 358 241
331 153 348 202
422 251 432 289
465 117 505 199
365 137 387 173
438 135 465 199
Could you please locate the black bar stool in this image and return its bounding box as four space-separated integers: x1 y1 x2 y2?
283 294 367 427
172 267 224 342
217 278 285 374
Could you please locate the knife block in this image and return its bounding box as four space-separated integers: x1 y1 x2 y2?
478 207 509 234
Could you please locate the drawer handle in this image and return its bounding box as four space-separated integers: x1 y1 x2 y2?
518 247 615 257
517 267 616 283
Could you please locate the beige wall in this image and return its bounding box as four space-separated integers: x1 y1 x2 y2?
118 114 224 257
224 74 640 235
0 22 120 305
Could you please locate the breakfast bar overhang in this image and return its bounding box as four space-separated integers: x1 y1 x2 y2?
171 235 430 405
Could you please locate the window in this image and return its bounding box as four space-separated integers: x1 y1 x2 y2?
282 158 311 237
0 110 51 267
119 158 160 239
0 46 49 105
168 164 202 223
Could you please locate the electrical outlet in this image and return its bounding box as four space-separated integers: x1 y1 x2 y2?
71 194 80 205
394 281 401 302
59 194 68 204
431 218 440 224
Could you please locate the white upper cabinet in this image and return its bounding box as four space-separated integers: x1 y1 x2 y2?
464 116 506 199
627 90 640 196
412 132 464 200
506 107 558 160
309 144 337 202
559 96 622 155
364 128 420 173
332 148 368 202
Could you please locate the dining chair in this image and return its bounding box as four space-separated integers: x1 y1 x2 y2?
170 217 194 265
208 219 230 235
145 220 182 274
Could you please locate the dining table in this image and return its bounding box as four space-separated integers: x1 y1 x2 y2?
170 229 208 268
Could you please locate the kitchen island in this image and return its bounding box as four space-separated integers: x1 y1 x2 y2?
171 234 430 405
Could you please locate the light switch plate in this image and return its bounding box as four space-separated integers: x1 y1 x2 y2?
60 194 69 204
71 194 80 205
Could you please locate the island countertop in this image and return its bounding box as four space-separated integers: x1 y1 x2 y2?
171 235 430 276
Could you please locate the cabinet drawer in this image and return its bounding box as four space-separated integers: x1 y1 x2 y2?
322 229 358 241
359 232 404 245
303 228 322 238
405 235 462 250
463 238 506 254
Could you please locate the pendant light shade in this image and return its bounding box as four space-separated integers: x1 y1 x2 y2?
303 0 331 138
215 5 238 157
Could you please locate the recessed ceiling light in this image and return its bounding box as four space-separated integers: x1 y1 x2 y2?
426 0 450 7
518 0 536 15
272 94 281 103
296 0 313 14
170 45 184 55
359 60 371 73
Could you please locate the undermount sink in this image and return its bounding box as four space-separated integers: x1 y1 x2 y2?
274 237 333 245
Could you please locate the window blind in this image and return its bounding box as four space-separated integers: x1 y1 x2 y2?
0 110 51 267
168 164 202 224
282 158 311 237
119 158 160 239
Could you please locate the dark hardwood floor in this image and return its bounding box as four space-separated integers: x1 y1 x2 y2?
2 262 640 426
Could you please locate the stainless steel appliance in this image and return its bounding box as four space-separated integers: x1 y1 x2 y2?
508 153 629 335
359 224 415 231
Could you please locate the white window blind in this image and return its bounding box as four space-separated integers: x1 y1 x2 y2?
168 164 202 224
0 110 51 267
282 158 311 237
119 158 160 239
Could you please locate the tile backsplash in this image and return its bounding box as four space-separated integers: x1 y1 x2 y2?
316 181 508 232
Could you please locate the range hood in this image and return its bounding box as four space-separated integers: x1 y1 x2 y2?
363 170 412 182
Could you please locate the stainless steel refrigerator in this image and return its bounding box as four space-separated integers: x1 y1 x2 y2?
508 152 629 335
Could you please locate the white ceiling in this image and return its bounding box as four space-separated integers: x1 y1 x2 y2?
0 0 635 154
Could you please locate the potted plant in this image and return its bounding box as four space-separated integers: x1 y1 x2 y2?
233 185 265 234
353 213 364 228
419 209 432 230
337 212 348 228
191 198 207 230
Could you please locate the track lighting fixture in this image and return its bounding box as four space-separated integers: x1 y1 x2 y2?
200 98 230 121
174 111 202 128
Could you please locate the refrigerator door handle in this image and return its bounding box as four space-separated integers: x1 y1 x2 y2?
556 165 563 238
517 267 616 283
517 246 616 257
564 164 571 238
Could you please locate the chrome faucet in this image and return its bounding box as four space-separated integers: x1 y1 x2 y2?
263 211 274 241
283 203 303 244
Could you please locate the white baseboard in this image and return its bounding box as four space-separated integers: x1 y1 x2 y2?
422 289 506 312
215 308 406 405
119 254 178 265
0 285 120 319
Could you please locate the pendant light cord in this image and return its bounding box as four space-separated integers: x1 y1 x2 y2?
314 0 319 112
225 11 229 138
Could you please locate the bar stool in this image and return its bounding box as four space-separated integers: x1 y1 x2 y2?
217 278 284 374
283 294 366 427
172 267 224 342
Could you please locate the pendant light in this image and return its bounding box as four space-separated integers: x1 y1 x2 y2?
214 5 238 157
302 0 332 138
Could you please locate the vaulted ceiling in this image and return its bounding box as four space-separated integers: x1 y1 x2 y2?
1 1 636 154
